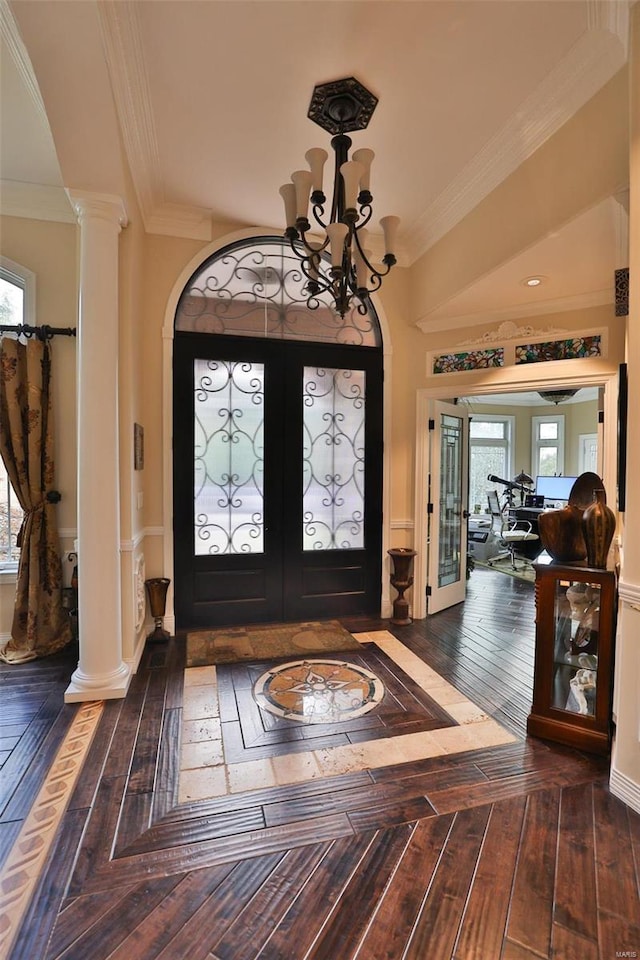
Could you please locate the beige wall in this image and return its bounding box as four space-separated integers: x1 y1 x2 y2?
1 215 78 637
408 68 629 324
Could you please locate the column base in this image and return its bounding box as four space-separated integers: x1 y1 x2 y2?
64 660 131 702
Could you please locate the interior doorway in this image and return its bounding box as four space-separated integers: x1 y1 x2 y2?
413 372 618 619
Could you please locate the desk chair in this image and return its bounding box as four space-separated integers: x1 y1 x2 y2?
486 490 539 569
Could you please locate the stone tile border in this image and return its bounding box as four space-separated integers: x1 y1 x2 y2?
179 630 516 803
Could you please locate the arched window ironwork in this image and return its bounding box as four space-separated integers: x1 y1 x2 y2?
175 236 381 347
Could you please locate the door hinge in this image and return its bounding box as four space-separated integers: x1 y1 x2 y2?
427 502 434 514
426 585 432 596
428 418 435 431
598 410 604 424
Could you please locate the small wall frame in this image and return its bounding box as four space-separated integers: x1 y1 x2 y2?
134 422 144 470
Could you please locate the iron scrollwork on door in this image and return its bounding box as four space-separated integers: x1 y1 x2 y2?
193 358 264 555
303 366 365 551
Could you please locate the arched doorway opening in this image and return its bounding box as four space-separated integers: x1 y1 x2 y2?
172 236 385 628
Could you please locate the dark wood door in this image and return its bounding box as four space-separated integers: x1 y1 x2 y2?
173 334 383 628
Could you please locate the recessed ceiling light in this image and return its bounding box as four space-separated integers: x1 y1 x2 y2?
523 276 545 287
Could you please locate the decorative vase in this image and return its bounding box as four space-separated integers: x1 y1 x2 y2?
388 548 417 625
581 489 615 569
145 577 171 643
538 504 587 562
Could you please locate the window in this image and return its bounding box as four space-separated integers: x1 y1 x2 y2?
0 258 35 573
468 415 515 513
532 414 565 478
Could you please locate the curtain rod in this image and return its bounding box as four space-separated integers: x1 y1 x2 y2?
0 324 76 341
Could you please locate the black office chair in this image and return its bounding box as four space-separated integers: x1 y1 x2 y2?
486 490 539 569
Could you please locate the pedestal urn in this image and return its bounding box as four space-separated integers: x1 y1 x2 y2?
388 548 417 626
145 578 171 643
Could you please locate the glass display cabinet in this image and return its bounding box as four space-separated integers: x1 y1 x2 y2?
527 562 617 755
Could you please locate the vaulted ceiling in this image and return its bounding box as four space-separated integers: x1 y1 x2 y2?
0 0 631 328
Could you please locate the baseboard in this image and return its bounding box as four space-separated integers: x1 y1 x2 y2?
124 630 148 674
609 762 640 816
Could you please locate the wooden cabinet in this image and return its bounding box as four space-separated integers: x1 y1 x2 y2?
527 562 617 755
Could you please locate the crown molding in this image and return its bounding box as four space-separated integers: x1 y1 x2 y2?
145 203 212 241
587 0 629 54
97 1 161 220
97 2 212 241
0 180 75 223
404 23 627 264
0 0 48 126
416 288 613 335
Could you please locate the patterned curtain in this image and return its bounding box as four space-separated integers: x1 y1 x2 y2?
0 337 71 662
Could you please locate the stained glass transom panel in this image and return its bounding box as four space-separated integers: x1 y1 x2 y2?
515 336 602 363
175 238 380 346
303 367 365 551
193 359 264 555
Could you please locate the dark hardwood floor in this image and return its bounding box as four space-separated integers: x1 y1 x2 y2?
1 567 639 960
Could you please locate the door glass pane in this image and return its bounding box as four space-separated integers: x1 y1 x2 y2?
303 367 365 550
193 358 264 555
439 414 463 587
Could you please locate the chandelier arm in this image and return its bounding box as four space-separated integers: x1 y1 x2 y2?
286 235 331 295
297 229 329 258
355 204 373 230
310 204 330 234
366 272 384 294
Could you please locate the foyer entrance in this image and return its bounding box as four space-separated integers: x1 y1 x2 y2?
172 237 384 629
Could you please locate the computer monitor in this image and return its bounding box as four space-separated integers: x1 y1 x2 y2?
535 475 577 503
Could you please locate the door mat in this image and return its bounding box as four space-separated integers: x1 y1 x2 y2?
186 619 362 667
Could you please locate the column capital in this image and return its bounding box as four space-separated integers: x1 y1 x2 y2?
65 189 128 229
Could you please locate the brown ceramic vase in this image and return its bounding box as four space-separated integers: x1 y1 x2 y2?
581 489 615 569
538 504 587 563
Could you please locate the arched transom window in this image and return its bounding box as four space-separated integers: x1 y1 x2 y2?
175 236 381 347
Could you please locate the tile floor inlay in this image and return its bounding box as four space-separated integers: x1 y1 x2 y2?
253 659 385 724
179 631 517 803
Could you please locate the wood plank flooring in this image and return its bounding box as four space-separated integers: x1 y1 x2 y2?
1 567 639 960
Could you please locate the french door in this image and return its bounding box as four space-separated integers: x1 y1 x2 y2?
427 400 469 614
173 334 383 628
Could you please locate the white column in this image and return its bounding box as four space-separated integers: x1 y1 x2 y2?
610 3 640 815
65 191 131 702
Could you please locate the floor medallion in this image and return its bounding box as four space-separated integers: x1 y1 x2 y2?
253 658 385 724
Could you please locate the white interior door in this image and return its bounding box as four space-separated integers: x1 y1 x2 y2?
427 400 469 614
579 433 598 474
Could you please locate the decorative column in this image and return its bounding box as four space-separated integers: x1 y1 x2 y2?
64 191 131 702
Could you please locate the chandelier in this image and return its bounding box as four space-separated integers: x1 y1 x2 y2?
538 389 579 404
279 77 399 318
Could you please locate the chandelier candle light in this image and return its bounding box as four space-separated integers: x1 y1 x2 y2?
280 77 399 318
